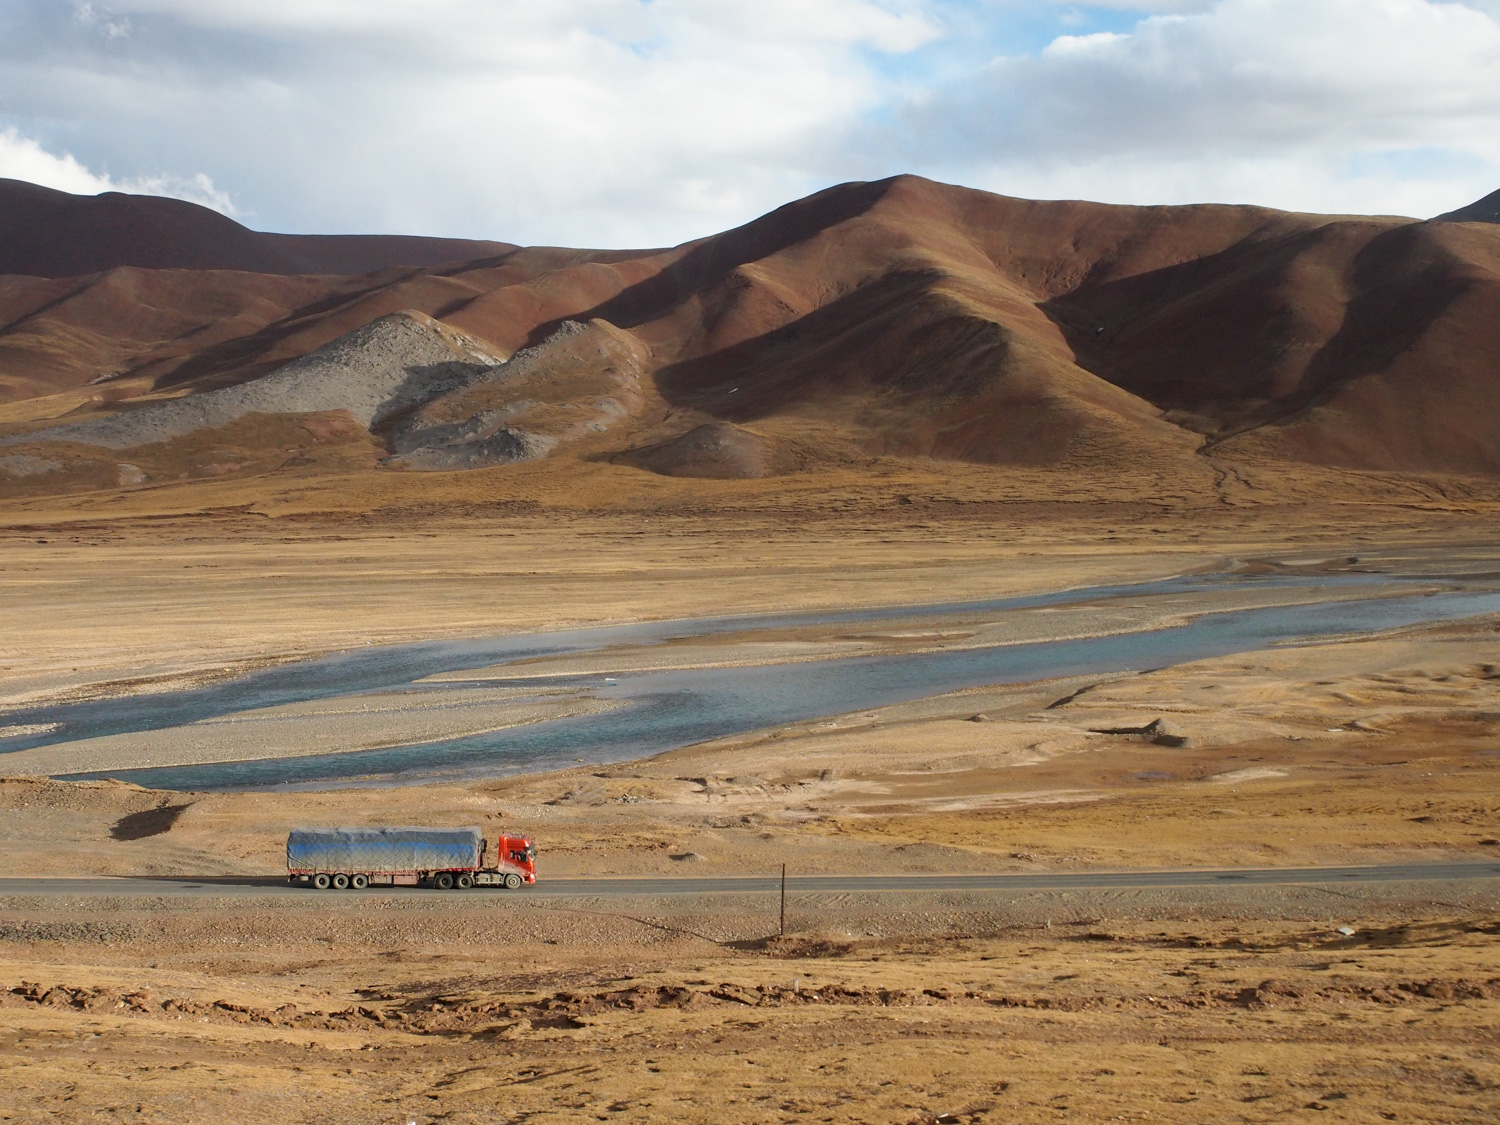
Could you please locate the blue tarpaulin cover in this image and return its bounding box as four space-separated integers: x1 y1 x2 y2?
287 827 482 873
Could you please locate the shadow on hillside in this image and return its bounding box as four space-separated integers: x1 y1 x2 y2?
110 803 193 841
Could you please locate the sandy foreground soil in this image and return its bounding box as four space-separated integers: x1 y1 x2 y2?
1 505 1498 1122
2 900 1498 1125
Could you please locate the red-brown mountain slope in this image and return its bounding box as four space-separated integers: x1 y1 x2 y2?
3 175 1499 490
0 179 516 277
1436 187 1500 224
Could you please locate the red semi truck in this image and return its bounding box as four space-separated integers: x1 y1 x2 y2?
286 826 536 890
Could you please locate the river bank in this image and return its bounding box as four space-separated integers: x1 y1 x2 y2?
2 609 1496 878
4 560 1497 788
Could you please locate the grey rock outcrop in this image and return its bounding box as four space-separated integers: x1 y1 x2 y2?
6 310 504 450
633 421 774 479
382 319 648 471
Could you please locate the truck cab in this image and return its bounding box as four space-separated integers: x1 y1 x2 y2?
493 834 536 884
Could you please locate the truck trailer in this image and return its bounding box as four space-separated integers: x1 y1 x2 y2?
286 827 536 890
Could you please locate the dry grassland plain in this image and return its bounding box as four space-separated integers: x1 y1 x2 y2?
1 466 1498 1123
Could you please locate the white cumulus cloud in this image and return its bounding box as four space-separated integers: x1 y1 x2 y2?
0 128 115 195
0 0 941 244
0 128 236 213
2 0 1498 243
868 0 1500 217
1050 1 1212 10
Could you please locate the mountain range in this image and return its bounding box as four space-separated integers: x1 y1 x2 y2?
2 175 1498 497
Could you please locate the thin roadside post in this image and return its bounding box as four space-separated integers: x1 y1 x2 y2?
780 863 786 937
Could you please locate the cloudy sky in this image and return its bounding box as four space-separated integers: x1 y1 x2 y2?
2 0 1498 246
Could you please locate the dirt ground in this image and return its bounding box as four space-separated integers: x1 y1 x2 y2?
2 897 1498 1125
1 488 1498 1122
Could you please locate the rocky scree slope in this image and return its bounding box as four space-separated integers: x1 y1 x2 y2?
383 318 651 470
2 311 504 450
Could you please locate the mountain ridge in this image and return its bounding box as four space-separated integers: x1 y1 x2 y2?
2 174 1499 498
0 178 517 278
1435 187 1500 224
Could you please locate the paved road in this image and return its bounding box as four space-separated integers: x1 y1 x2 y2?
1 861 1497 899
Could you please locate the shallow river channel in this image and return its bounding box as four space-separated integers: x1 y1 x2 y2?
6 571 1500 790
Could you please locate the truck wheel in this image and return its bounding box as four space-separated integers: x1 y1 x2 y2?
313 873 331 890
456 873 474 890
350 873 368 890
504 873 522 890
332 873 350 890
434 872 455 890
